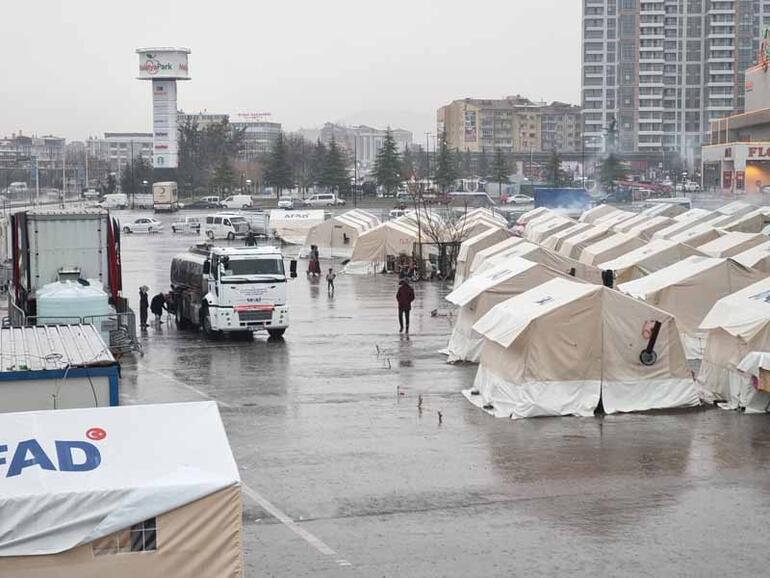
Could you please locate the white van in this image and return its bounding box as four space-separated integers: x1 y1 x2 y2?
304 193 345 207
202 213 251 240
100 193 128 209
220 194 253 209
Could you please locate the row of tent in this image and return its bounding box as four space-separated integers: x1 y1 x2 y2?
445 200 770 419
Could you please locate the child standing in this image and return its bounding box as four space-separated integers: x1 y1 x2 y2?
326 268 336 295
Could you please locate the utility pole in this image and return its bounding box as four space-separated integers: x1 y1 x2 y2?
353 135 358 208
425 132 431 189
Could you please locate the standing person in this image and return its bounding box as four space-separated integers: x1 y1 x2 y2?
397 279 415 334
326 267 336 295
150 292 166 324
312 245 321 277
139 286 149 328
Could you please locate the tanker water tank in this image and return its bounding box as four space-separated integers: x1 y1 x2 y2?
36 280 115 343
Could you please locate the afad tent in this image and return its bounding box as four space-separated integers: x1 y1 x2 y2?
525 215 576 245
697 277 770 406
667 222 723 248
621 215 675 241
696 231 766 258
269 209 328 245
639 202 688 219
466 278 698 419
515 207 554 228
593 209 637 230
301 209 380 259
0 401 242 577
454 226 511 286
714 200 755 218
476 239 603 283
445 257 575 363
579 204 617 224
469 237 527 275
542 222 594 252
721 207 770 234
733 239 770 273
618 256 765 359
579 232 646 266
598 238 703 285
558 225 613 260
345 219 428 274
522 211 563 238
653 209 716 240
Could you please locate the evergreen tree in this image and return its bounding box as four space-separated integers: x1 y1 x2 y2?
373 129 402 195
310 140 327 189
263 133 293 193
434 132 457 192
545 149 565 187
453 149 464 179
321 137 349 194
401 145 415 181
463 149 473 178
211 160 237 194
120 156 153 196
598 154 629 194
478 149 489 177
491 149 510 194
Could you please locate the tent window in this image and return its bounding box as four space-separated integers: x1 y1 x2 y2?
92 518 157 557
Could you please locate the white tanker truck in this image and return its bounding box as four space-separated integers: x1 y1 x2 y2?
170 244 289 338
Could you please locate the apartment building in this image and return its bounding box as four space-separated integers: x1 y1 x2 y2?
305 123 413 171
582 0 769 164
436 96 581 153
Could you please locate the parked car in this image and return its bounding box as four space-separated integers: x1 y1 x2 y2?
304 193 345 207
171 216 201 234
278 197 297 209
200 195 220 205
100 193 128 210
220 194 253 209
122 217 164 234
505 193 534 205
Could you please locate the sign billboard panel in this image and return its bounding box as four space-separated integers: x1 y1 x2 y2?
137 49 190 80
152 80 178 168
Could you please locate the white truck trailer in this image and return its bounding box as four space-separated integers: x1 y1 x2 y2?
171 244 289 338
153 181 179 213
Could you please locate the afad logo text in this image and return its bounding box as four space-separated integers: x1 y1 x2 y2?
0 428 105 478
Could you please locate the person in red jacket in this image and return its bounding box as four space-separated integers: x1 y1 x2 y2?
397 279 415 334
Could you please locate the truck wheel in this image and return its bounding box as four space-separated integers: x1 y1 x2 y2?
267 328 286 339
227 232 235 241
200 307 219 338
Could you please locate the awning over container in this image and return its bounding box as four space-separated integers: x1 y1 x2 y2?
0 401 240 557
466 278 697 419
697 231 766 258
558 225 614 260
733 239 770 273
445 257 574 363
598 239 703 285
302 209 380 258
476 239 602 283
579 232 646 265
619 256 766 359
454 226 511 286
697 277 770 404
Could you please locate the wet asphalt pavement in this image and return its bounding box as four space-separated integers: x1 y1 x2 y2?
116 210 770 577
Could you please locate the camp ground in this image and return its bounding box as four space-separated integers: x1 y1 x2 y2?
465 278 698 419
0 401 242 577
618 256 766 359
445 257 575 363
598 239 703 285
697 277 770 409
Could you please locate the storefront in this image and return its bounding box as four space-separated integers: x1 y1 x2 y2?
702 141 770 195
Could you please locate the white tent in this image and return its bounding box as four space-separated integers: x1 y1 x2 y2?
345 220 425 274
542 222 594 251
270 209 328 245
525 215 576 244
523 211 563 238
302 209 380 259
733 352 770 413
579 232 645 265
612 213 652 233
516 207 554 227
618 256 766 359
721 207 770 234
672 208 713 223
667 222 723 248
697 277 770 405
454 226 511 286
476 239 603 283
580 204 617 223
640 202 688 219
445 257 575 363
733 239 770 273
622 215 675 241
466 278 698 419
558 225 614 260
593 210 637 230
0 401 242 577
652 210 716 240
715 200 755 218
598 239 703 285
697 231 766 258
469 237 527 275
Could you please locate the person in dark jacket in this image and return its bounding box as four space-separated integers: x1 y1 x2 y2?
396 279 415 334
150 292 166 323
139 286 149 328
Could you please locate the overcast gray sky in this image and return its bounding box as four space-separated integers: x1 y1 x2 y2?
0 0 581 142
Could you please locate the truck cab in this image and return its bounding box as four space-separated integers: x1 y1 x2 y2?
171 245 289 338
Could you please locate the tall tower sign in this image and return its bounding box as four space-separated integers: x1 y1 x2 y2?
136 47 190 169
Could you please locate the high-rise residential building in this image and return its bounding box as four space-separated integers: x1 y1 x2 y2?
582 0 769 166
436 96 581 153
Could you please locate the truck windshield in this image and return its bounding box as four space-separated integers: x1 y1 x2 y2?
223 258 284 276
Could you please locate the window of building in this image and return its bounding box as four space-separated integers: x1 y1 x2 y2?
92 518 158 557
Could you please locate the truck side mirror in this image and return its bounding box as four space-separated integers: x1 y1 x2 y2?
203 260 210 275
